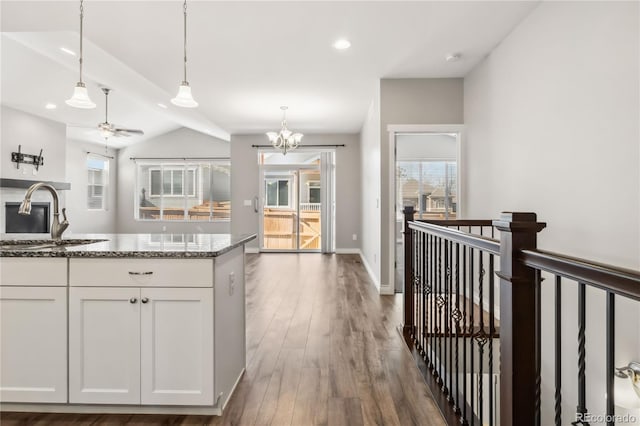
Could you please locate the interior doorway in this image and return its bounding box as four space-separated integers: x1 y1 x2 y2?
258 150 335 253
393 131 462 292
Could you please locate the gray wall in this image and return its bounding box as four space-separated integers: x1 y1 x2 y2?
360 87 381 287
117 127 230 234
379 78 464 291
65 139 118 234
464 1 639 421
0 107 68 233
231 133 361 251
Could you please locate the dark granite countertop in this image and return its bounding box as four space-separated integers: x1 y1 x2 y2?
0 233 256 258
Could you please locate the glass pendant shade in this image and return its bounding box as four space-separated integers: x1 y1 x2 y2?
171 83 198 108
66 83 96 109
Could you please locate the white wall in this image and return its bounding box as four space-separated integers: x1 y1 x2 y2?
464 1 639 422
360 87 382 288
380 78 464 293
116 127 230 234
231 133 361 252
65 139 117 234
0 106 68 233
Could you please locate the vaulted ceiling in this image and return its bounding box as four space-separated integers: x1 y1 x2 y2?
1 1 538 147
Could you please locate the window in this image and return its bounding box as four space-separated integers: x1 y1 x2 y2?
397 161 457 220
149 168 196 197
87 157 108 210
135 160 230 222
265 179 290 207
307 181 321 203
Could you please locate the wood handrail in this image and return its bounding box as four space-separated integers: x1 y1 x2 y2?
408 220 500 255
520 249 640 301
415 219 494 227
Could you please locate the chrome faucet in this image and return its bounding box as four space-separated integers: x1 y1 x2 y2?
18 183 69 240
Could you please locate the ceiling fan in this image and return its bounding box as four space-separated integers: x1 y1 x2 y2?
73 87 144 140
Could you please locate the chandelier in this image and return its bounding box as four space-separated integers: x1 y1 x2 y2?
266 106 303 155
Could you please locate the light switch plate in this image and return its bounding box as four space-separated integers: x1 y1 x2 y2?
243 200 252 206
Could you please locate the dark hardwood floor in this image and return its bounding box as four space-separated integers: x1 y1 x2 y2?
1 253 445 426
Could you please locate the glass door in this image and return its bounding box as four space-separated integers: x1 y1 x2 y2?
259 156 323 252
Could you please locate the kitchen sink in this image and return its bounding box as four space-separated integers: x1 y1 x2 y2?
0 238 108 251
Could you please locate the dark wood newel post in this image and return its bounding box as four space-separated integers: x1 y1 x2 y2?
492 212 546 426
403 206 416 335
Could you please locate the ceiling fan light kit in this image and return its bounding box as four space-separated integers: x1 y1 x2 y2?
171 0 198 108
66 0 96 109
94 87 144 141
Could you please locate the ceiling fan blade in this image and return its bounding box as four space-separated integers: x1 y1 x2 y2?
114 128 144 136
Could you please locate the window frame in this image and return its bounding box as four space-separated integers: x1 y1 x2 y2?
87 157 109 211
135 160 230 223
264 178 292 208
148 167 197 198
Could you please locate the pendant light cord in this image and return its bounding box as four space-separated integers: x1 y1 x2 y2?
183 0 188 83
79 0 84 84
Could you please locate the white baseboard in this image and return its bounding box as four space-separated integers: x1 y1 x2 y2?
245 247 259 254
335 248 360 254
358 250 381 291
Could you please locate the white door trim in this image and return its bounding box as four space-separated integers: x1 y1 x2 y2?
386 124 465 294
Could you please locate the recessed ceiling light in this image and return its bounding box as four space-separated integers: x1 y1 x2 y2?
446 53 462 62
333 39 351 50
157 103 168 109
45 103 57 110
60 47 76 56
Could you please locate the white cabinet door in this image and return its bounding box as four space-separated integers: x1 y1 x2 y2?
69 287 141 404
0 286 67 403
140 288 214 405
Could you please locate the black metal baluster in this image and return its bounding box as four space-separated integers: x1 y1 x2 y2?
488 254 495 426
555 275 562 426
462 245 468 424
454 242 461 414
418 231 423 348
411 230 422 342
437 236 443 384
469 248 475 426
448 240 454 402
429 236 438 370
422 233 427 359
443 238 450 395
476 253 485 425
606 291 615 426
535 270 542 426
576 282 588 424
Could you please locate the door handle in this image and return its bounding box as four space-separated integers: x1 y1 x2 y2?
253 196 259 213
129 298 138 304
141 297 149 304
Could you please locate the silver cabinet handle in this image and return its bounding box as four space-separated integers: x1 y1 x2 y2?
129 271 153 276
129 298 138 304
141 297 149 304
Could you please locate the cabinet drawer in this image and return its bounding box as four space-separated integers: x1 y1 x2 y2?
0 258 67 286
69 258 213 287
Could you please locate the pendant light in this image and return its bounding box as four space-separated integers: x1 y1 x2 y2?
171 0 198 108
65 0 96 109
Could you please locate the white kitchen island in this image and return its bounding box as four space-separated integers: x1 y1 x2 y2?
0 233 255 415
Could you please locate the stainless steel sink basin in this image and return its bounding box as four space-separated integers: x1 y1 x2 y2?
0 239 108 251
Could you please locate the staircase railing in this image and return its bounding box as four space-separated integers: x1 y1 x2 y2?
401 206 640 426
